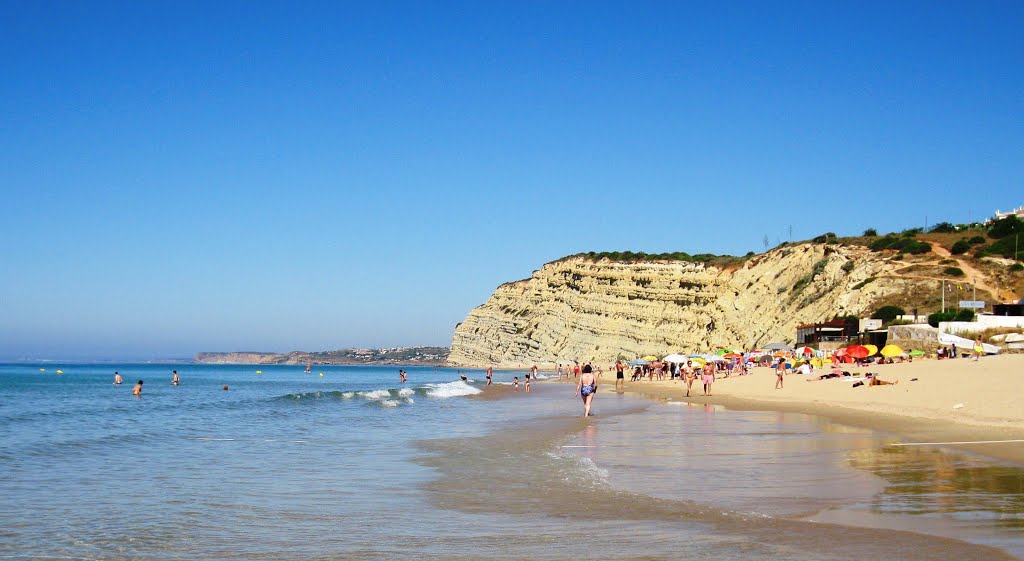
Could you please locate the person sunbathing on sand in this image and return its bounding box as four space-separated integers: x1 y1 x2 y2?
868 374 898 386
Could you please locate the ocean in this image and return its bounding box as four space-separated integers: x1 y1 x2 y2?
1 363 1021 560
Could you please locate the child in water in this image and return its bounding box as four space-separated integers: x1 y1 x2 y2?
513 377 519 392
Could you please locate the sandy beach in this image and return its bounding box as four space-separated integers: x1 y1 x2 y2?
554 354 1024 464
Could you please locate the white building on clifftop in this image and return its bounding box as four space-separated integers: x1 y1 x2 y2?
993 206 1024 221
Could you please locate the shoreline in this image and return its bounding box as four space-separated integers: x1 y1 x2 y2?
544 354 1024 465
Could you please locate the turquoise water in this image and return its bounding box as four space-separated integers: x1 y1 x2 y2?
1 363 1021 560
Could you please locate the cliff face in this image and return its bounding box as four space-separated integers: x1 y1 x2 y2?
448 244 938 367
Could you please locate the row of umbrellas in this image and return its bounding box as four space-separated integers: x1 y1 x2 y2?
628 342 927 367
835 343 922 358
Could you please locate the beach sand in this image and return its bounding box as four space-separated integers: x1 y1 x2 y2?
552 354 1024 464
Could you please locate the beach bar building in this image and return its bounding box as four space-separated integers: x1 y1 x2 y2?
795 318 860 348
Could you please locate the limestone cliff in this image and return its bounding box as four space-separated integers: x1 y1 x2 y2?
448 243 973 367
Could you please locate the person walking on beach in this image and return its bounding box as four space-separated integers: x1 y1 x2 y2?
614 359 625 391
573 361 580 379
171 370 180 386
576 367 597 416
486 367 493 385
113 372 122 385
132 380 143 396
775 359 786 389
973 338 983 362
682 361 695 397
702 363 715 396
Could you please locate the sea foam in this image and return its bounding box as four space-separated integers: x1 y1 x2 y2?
423 380 482 398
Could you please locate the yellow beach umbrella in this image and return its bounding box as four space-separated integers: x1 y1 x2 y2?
864 344 878 357
880 344 903 358
689 357 706 366
642 355 659 361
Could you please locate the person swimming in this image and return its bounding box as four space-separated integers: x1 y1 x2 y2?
460 373 468 382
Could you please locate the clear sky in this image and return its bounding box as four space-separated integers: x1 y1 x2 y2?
1 1 1022 360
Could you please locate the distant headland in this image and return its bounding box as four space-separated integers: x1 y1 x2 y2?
194 347 450 366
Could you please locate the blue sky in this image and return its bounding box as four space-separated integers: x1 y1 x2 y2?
1 1 1022 359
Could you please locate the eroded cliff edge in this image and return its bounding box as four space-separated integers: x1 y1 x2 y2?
448 243 951 367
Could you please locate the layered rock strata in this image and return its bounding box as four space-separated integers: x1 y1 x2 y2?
449 244 940 367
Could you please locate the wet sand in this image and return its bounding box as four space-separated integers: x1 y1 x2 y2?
546 354 1024 464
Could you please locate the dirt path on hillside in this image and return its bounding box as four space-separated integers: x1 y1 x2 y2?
930 245 1017 302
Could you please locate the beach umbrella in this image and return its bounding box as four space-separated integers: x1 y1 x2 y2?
628 360 650 366
797 346 814 356
689 357 706 366
641 355 659 361
864 344 878 357
703 355 728 363
773 351 787 358
845 345 870 359
764 343 791 351
662 353 689 363
908 350 926 357
880 344 904 358
715 348 734 356
723 353 742 359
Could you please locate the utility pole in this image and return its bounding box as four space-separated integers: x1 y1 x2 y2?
941 279 945 313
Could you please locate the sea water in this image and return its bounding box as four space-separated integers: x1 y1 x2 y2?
1 363 1021 560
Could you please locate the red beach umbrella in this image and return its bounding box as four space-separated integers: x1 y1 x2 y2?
724 353 742 359
797 346 814 355
845 345 870 359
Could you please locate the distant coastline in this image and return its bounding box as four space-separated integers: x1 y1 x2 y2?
193 346 450 366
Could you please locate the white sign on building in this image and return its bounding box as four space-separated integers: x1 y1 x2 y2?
859 318 882 331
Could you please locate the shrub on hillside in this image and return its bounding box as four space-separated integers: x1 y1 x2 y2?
904 241 931 254
943 267 965 277
988 215 1023 239
870 236 899 251
985 237 1022 259
872 305 906 323
955 309 976 322
927 311 955 327
812 232 838 243
930 222 956 233
951 239 971 255
1011 263 1024 272
969 235 986 245
863 228 878 237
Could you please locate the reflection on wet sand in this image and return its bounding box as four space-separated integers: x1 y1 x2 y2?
415 402 1019 561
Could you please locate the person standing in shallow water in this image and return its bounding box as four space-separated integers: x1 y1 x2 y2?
132 380 143 396
171 370 180 386
614 359 625 391
485 367 492 386
113 372 122 385
576 367 597 416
